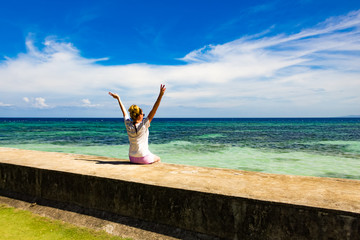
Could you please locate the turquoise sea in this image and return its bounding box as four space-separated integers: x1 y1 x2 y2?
1 118 360 180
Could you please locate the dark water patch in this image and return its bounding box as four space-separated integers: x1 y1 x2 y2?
274 158 301 162
170 143 228 154
321 172 360 180
238 167 265 172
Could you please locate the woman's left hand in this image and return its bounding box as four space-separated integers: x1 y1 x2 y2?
160 84 166 95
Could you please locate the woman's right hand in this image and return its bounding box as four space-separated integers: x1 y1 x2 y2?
109 91 128 118
108 92 120 99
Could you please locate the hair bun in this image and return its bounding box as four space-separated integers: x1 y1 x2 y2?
128 105 141 120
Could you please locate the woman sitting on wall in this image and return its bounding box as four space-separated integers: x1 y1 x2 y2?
108 84 166 164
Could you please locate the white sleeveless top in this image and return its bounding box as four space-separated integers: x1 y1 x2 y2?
124 117 151 157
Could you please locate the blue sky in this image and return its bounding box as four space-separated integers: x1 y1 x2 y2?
1 0 360 117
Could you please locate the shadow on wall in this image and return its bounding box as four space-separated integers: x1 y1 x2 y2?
75 158 133 165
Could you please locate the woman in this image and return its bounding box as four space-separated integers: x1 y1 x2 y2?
108 84 166 164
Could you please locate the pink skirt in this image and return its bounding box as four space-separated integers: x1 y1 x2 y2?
129 154 155 164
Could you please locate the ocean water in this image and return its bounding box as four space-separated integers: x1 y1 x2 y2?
1 118 360 180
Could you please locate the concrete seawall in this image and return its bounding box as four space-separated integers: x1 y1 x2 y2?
0 147 359 239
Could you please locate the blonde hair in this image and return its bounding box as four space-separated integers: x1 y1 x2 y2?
128 105 142 121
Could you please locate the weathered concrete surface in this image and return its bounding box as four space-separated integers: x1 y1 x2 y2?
0 147 359 239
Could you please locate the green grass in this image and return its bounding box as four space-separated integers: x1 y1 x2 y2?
0 204 131 240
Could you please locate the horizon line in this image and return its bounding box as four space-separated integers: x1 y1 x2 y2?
1 116 360 119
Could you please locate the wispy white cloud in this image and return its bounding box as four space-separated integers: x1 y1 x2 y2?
0 102 12 107
1 10 360 117
34 97 49 108
22 96 50 108
81 98 101 107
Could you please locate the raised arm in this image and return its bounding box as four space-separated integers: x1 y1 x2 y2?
108 92 128 118
148 84 166 123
